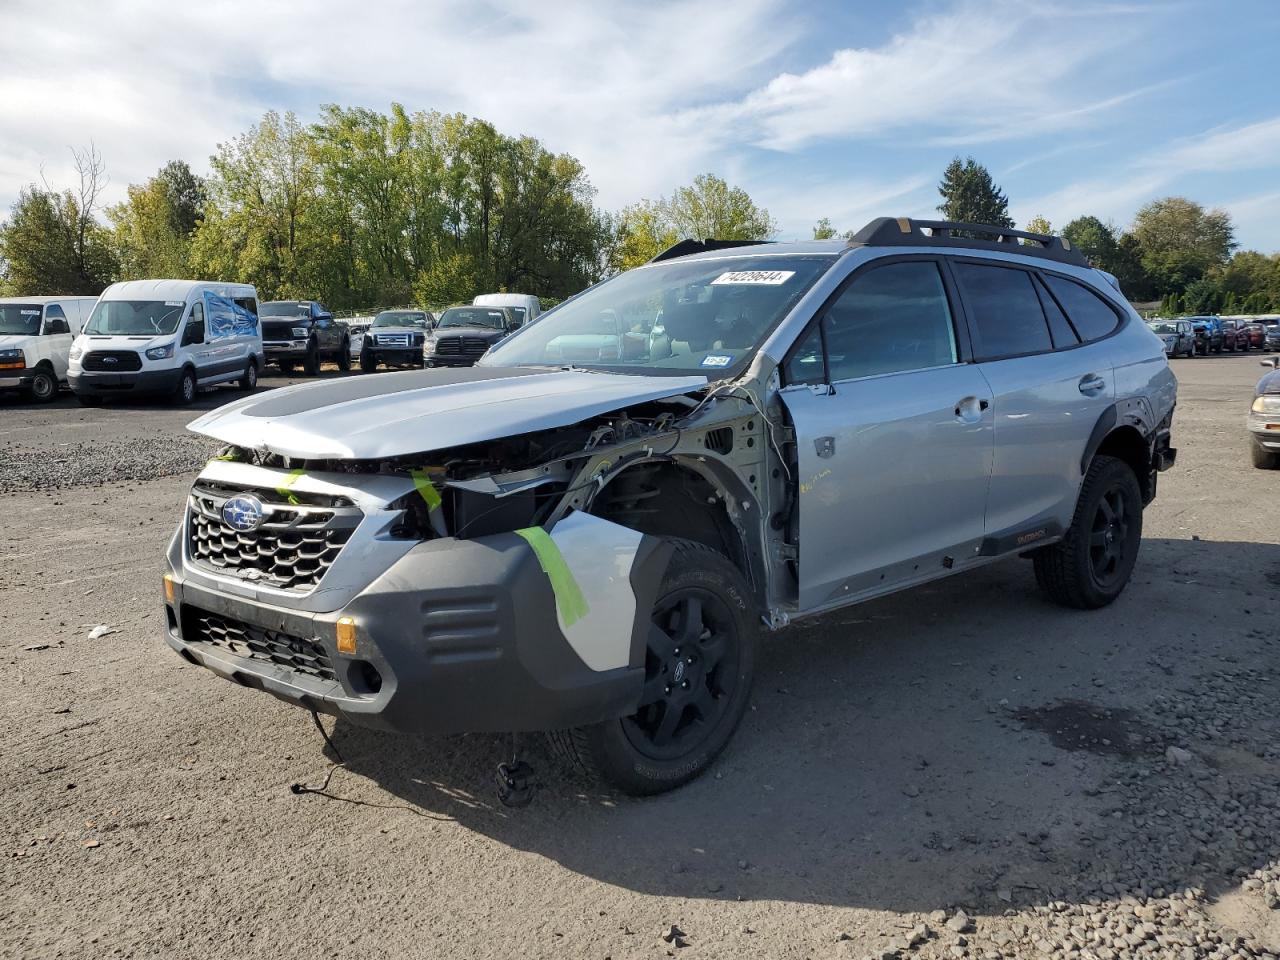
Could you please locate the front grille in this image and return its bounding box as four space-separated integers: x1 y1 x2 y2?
262 320 302 340
375 332 411 347
82 350 142 371
187 481 362 591
435 336 491 358
185 607 335 682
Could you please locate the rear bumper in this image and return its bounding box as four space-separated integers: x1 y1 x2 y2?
69 368 182 396
163 530 669 734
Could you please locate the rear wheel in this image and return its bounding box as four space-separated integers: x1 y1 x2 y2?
239 360 257 392
548 539 756 795
336 338 351 372
24 366 58 403
359 350 377 373
1034 455 1143 610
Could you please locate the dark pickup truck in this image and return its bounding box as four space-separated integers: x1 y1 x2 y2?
424 306 522 368
260 301 350 375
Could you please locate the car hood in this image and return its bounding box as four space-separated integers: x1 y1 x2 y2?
1258 369 1280 395
188 366 708 460
0 334 37 349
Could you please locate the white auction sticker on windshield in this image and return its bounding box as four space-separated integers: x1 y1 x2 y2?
165 301 185 307
21 309 39 315
711 270 795 286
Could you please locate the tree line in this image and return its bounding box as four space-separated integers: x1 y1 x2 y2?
1 114 1277 315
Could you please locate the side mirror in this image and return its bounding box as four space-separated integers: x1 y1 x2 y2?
1261 358 1278 369
182 321 205 347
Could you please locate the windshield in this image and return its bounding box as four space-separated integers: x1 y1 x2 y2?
260 301 309 317
0 304 44 336
437 307 507 330
1150 322 1179 335
483 254 835 374
84 300 185 336
373 311 428 328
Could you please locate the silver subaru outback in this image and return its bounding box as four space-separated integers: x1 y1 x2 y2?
162 217 1177 795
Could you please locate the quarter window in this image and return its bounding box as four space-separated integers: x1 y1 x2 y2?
1041 275 1121 342
953 262 1052 360
1033 275 1079 349
43 304 70 335
820 261 958 381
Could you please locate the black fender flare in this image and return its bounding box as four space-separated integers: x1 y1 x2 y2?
1081 404 1119 475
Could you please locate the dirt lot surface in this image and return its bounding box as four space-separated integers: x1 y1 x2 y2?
3 356 1279 960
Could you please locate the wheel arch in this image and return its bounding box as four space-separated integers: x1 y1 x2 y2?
587 457 769 612
1083 405 1152 502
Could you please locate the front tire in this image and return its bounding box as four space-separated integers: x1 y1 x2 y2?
548 539 756 795
278 360 294 375
304 341 321 376
336 338 351 372
359 350 377 373
1252 441 1280 470
175 367 197 406
25 366 58 403
1034 455 1143 610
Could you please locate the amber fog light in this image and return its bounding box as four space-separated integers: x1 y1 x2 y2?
163 574 176 603
336 616 358 655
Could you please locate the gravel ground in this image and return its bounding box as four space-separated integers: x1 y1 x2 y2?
1 355 1278 960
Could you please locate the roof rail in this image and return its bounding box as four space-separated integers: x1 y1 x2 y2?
850 217 1089 267
648 238 772 263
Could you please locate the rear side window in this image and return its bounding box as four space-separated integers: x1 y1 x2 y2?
43 304 70 334
234 297 258 318
1033 276 1079 349
1041 275 1121 342
953 262 1052 360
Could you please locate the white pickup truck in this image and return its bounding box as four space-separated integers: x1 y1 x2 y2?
0 296 98 402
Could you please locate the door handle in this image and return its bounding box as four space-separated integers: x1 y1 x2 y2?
954 396 988 421
1078 373 1106 395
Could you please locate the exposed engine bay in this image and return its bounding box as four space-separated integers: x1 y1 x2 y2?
209 386 795 613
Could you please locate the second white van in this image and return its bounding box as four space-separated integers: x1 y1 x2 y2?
0 296 98 402
68 280 263 406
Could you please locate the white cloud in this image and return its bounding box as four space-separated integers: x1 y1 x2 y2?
1015 116 1280 235
681 1 1157 152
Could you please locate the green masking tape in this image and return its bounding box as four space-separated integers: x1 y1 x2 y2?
409 469 442 511
515 527 589 628
275 467 305 505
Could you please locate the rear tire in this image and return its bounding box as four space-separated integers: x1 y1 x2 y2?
25 366 58 403
359 350 377 373
1252 442 1280 470
336 338 351 372
548 539 756 795
239 360 257 392
1033 455 1143 610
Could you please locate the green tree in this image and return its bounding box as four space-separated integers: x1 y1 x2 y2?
189 110 325 300
812 217 837 240
1130 197 1234 297
612 174 776 272
108 161 207 279
1060 216 1155 299
1024 215 1052 235
0 146 117 294
937 156 1014 228
1181 276 1222 314
1220 250 1280 305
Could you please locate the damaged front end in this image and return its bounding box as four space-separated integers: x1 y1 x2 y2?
163 371 787 735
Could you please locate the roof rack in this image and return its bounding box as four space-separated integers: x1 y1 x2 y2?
850 217 1089 268
648 238 772 263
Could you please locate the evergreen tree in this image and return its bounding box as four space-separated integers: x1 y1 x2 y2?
937 156 1014 228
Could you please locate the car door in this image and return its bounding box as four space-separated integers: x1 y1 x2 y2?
313 306 337 353
951 261 1118 538
181 301 211 375
41 304 73 379
779 257 995 611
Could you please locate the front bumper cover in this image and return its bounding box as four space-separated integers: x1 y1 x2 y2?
164 524 670 734
70 367 183 396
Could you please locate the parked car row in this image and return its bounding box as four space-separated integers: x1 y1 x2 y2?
1156 314 1277 356
0 283 544 404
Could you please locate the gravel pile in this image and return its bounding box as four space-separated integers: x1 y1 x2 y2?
0 436 216 492
855 662 1280 959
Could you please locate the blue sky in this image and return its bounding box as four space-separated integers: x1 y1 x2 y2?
3 0 1279 250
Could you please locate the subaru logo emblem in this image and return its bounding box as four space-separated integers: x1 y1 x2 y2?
672 660 686 683
221 494 265 532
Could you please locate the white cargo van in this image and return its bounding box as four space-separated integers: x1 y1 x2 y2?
0 296 98 402
472 293 541 327
68 280 263 406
